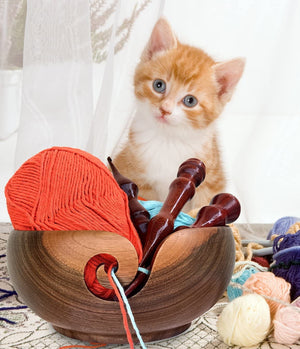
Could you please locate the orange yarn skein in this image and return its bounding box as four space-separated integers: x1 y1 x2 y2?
5 147 143 262
243 271 291 319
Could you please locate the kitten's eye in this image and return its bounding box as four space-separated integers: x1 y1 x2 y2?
153 79 166 93
183 95 198 108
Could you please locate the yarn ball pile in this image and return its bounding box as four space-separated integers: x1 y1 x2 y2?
219 219 300 347
5 147 143 261
217 294 271 346
219 272 292 346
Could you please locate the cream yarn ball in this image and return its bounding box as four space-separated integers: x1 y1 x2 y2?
217 294 271 346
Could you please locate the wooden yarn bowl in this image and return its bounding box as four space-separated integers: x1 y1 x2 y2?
7 226 235 344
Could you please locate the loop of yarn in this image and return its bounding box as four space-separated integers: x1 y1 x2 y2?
273 231 300 253
230 224 245 262
243 271 291 319
246 242 265 260
5 147 143 261
217 294 271 347
231 224 266 263
273 297 300 345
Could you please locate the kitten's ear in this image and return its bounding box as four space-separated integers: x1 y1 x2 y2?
142 17 177 61
213 58 245 104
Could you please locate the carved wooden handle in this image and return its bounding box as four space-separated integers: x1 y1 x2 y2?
141 158 206 268
107 157 150 246
192 193 241 228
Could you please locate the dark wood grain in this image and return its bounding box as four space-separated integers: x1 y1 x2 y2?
7 226 235 344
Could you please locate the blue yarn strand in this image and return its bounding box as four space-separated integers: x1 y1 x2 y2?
139 200 195 229
0 306 28 311
111 268 147 349
0 317 16 325
0 289 17 301
137 267 150 275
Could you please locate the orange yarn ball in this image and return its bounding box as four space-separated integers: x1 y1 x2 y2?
243 272 291 318
5 147 143 261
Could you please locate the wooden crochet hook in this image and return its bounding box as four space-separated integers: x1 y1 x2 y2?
107 157 150 246
125 158 206 297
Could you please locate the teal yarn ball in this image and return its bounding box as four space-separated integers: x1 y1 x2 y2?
227 267 258 300
227 262 267 301
139 200 195 229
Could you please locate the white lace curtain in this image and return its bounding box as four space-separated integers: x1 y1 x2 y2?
0 0 164 166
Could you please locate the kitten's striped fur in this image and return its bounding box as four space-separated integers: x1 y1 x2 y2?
114 18 244 213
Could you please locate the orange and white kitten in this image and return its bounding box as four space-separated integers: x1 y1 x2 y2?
114 18 245 213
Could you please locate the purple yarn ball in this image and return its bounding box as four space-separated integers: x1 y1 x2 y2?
273 231 300 253
271 231 300 301
267 216 300 240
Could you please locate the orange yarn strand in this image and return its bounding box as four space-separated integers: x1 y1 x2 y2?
107 264 135 349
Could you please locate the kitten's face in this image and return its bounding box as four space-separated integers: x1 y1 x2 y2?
134 44 220 130
133 18 244 131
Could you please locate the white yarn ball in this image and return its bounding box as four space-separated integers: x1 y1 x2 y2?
217 294 271 346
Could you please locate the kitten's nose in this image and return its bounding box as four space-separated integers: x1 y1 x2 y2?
160 100 173 115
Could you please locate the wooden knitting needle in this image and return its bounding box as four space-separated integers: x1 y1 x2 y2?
175 193 241 231
125 158 206 297
140 158 206 268
192 193 241 228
